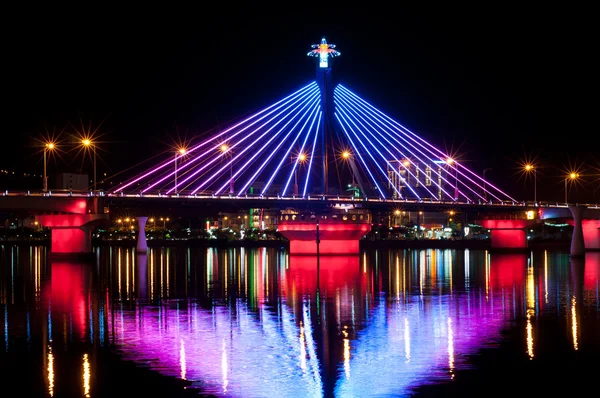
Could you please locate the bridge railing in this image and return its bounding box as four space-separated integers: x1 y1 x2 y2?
2 190 598 210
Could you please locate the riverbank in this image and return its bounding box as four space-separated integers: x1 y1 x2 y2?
0 237 577 252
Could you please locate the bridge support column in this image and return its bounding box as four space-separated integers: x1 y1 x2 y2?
136 216 148 253
569 206 586 257
477 220 533 250
36 214 108 257
50 226 92 253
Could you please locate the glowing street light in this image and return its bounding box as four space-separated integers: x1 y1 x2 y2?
565 172 579 204
81 138 96 192
446 157 458 201
43 142 56 192
174 147 187 195
524 164 537 202
220 143 234 194
294 152 308 196
342 150 351 160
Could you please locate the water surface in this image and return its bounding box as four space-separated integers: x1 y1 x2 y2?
1 245 599 397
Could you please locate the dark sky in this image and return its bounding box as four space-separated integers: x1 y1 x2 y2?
4 7 599 202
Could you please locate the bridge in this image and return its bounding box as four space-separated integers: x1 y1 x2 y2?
2 37 599 256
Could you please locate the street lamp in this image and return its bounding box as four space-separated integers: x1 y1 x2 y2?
565 172 578 204
524 164 537 202
220 143 233 194
174 147 186 195
482 168 492 201
43 142 56 192
294 152 307 196
446 157 458 200
81 138 96 192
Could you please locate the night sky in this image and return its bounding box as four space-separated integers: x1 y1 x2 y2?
4 8 598 202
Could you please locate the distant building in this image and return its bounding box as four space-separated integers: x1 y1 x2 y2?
56 173 89 191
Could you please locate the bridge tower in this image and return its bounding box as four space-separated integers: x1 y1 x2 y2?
308 37 340 195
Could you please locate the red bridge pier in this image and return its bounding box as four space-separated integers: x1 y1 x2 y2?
278 212 371 255
36 214 108 257
477 219 535 250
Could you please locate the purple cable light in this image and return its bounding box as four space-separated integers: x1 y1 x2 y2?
204 89 320 195
113 81 317 193
237 100 320 196
335 112 387 198
335 98 435 200
336 85 488 202
335 88 459 201
170 87 319 195
281 107 320 197
338 84 515 202
335 106 408 199
303 112 321 197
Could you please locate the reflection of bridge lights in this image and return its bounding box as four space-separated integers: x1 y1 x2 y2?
571 295 578 351
180 338 186 380
83 353 91 397
47 345 54 397
343 326 351 379
526 310 534 359
448 317 455 377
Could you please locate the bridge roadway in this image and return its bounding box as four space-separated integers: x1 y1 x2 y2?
2 190 599 216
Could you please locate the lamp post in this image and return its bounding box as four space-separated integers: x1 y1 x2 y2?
447 157 458 200
220 143 233 194
482 168 492 201
43 142 56 192
524 164 537 202
81 139 96 192
174 147 186 195
565 172 578 204
294 152 307 196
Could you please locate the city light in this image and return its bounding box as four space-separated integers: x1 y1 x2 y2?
342 150 351 159
178 148 187 155
220 143 229 153
298 152 307 162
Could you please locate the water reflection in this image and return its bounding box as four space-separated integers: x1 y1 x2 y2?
0 246 599 397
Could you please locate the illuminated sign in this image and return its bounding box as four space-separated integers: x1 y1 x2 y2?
307 37 340 68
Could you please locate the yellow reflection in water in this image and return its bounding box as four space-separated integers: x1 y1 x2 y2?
342 326 350 379
83 353 90 397
526 310 534 359
180 338 186 380
526 262 536 359
160 249 164 299
222 339 229 394
526 265 535 312
47 345 54 397
126 249 130 299
447 317 454 378
571 295 578 351
363 252 367 274
117 248 122 298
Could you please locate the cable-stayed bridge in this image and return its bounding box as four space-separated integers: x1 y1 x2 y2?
110 81 513 204
1 37 598 256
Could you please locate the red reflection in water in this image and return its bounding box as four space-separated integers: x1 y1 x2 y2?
585 252 600 290
46 262 89 339
489 253 527 289
287 255 361 295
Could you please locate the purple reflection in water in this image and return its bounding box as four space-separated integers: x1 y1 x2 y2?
111 299 322 397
